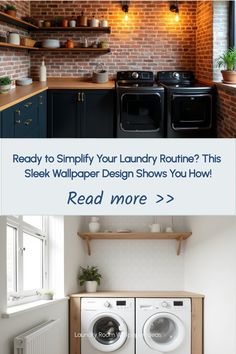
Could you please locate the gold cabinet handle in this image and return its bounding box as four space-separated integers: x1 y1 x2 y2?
15 109 21 116
15 119 21 125
24 102 33 108
39 95 43 105
78 92 81 102
81 92 85 102
24 119 32 126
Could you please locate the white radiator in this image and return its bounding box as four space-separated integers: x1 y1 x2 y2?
14 319 60 354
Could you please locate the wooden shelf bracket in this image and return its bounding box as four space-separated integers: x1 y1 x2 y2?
85 236 91 256
176 236 184 256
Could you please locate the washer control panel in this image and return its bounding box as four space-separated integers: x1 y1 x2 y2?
82 297 134 311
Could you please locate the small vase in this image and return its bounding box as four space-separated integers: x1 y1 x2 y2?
89 217 100 233
85 281 97 293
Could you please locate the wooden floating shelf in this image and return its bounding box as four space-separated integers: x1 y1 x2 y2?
36 26 111 33
78 232 192 256
0 11 38 30
0 42 39 50
36 48 111 53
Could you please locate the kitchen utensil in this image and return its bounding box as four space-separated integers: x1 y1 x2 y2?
66 39 74 49
89 16 99 27
62 19 68 27
37 19 44 27
77 11 87 27
69 20 76 28
89 217 100 233
100 19 108 27
16 78 33 86
44 21 51 28
92 63 109 84
20 37 36 47
7 32 20 45
98 40 108 49
149 224 161 232
81 37 88 48
42 39 60 48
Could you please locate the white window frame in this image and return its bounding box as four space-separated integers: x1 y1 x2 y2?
7 216 48 307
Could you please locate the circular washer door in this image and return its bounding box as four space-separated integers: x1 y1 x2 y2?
88 313 128 352
143 312 185 352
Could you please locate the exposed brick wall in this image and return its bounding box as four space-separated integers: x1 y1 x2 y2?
217 86 236 138
195 1 213 82
0 0 30 79
30 0 197 78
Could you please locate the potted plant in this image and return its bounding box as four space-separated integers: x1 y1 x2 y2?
216 47 236 84
0 76 12 93
4 4 17 17
78 266 102 293
40 290 54 300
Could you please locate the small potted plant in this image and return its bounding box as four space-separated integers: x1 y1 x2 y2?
4 4 17 17
0 76 12 93
41 290 54 300
78 266 102 293
216 47 236 84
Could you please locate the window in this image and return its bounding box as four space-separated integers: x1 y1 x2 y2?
229 0 236 48
6 216 48 306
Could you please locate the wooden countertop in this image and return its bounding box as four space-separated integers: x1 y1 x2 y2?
70 291 204 298
48 77 115 90
0 78 115 111
0 82 47 111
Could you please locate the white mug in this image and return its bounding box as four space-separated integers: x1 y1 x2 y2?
69 20 76 27
149 223 161 232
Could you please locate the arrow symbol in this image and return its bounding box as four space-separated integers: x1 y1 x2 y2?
166 195 174 203
156 195 164 203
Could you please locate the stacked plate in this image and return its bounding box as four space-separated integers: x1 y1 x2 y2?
16 78 33 86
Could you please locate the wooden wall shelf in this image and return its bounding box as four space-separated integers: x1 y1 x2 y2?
0 42 38 50
78 232 192 256
36 26 111 33
36 48 110 53
0 11 38 31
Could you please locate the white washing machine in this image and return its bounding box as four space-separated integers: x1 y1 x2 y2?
136 298 191 354
81 298 135 354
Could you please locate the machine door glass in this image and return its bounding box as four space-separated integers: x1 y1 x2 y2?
120 93 162 131
171 93 212 129
143 313 185 352
88 314 128 352
93 317 121 345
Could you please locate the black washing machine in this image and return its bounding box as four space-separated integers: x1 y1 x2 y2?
116 71 165 138
157 71 216 138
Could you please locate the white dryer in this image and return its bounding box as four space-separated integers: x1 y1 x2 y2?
81 298 135 354
136 298 191 354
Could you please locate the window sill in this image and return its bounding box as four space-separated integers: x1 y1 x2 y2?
215 81 236 93
1 297 69 318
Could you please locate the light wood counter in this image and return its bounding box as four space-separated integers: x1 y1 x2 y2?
70 290 204 298
0 78 115 112
0 82 47 111
47 77 115 90
70 291 204 354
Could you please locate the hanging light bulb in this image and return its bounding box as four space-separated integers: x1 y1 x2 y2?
170 2 180 22
122 2 129 22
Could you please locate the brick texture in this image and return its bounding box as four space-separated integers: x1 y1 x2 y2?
0 0 30 79
195 1 213 82
29 0 197 78
217 87 236 138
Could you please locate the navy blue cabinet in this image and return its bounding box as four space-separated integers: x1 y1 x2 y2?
47 89 114 138
1 91 47 138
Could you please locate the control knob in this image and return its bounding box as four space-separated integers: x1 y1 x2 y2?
104 301 111 308
161 301 169 308
173 72 180 80
132 71 139 79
